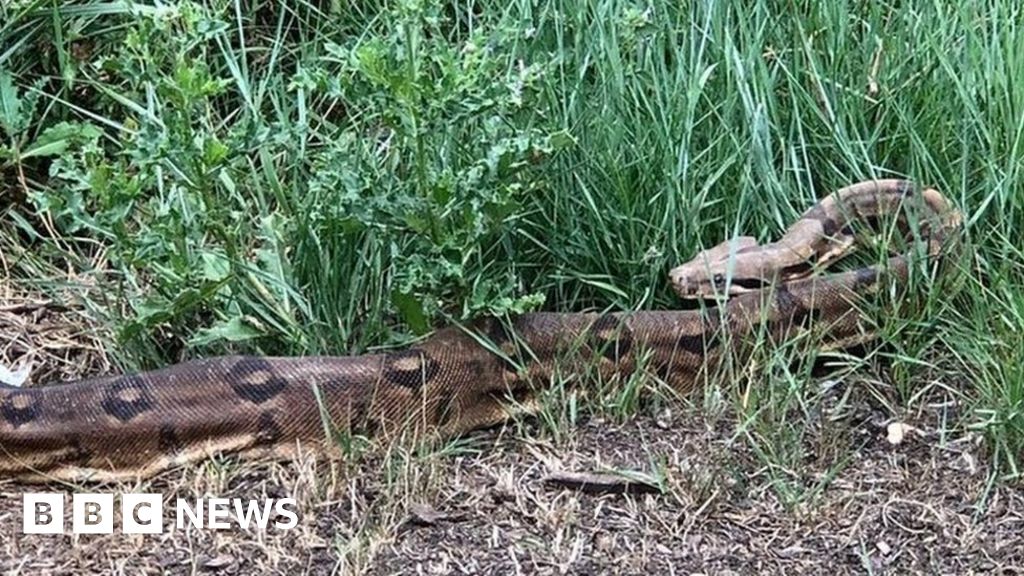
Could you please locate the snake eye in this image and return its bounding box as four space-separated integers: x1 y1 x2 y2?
713 273 725 287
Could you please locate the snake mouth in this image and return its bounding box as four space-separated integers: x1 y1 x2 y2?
727 277 770 293
673 274 768 300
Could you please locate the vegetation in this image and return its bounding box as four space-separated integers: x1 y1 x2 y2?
1 0 1021 484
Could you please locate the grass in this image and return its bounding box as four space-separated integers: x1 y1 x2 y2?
1 0 1023 571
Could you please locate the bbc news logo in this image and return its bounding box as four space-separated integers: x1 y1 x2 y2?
22 493 298 534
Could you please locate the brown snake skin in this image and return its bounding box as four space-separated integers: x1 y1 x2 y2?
0 179 961 482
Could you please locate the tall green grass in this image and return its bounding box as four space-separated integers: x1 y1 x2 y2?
1 0 1021 478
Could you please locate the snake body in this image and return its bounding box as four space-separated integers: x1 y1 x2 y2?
0 180 960 482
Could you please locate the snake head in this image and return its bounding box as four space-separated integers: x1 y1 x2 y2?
669 236 764 299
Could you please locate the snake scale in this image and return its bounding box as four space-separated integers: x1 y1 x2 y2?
0 180 961 482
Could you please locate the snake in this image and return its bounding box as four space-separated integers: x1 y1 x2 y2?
0 179 961 483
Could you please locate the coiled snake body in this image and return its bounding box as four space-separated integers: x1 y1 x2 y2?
0 180 961 482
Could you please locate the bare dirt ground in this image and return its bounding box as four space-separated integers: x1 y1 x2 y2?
1 293 1021 575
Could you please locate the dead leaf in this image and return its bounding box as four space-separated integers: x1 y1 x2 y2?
0 357 31 387
543 470 662 495
202 555 234 570
407 502 463 526
886 422 919 445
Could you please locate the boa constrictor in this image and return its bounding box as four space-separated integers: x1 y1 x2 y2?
0 179 961 482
